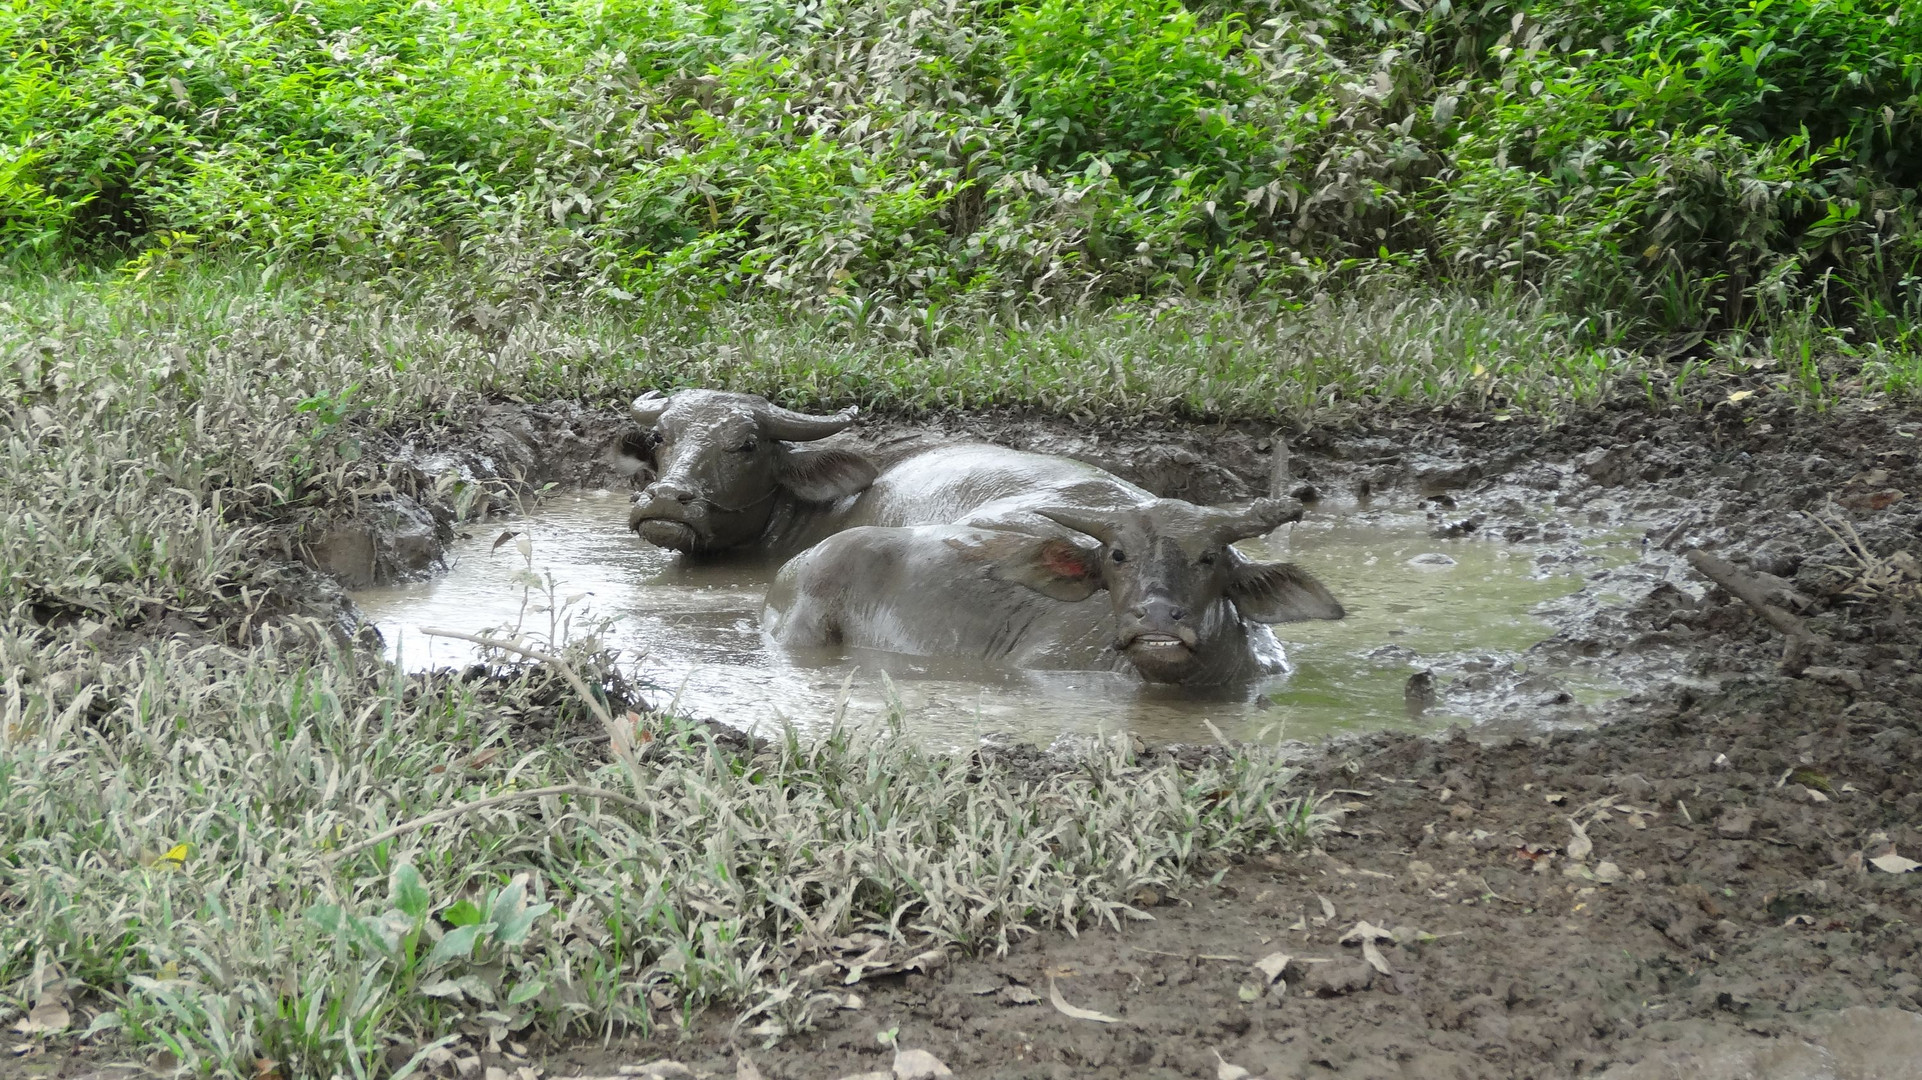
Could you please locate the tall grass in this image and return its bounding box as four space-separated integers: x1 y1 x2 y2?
1 627 1323 1077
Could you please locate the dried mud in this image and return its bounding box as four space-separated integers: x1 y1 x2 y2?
220 395 1922 1077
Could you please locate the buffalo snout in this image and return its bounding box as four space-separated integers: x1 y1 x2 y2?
644 478 695 504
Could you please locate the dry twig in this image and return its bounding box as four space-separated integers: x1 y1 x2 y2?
1683 549 1822 673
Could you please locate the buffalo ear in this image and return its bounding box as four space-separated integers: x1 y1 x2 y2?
1227 560 1345 622
612 430 657 481
778 447 878 503
945 532 1104 603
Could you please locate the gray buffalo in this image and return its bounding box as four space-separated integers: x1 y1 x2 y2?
763 497 1346 685
622 389 1149 557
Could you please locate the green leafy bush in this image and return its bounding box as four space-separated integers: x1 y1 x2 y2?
2 0 1918 334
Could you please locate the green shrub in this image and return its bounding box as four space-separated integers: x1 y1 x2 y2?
2 0 1918 336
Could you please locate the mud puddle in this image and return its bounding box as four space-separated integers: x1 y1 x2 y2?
350 492 1644 745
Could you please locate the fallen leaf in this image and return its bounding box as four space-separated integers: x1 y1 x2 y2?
1338 920 1394 945
1360 939 1392 975
492 530 519 553
1725 389 1755 404
1317 895 1337 921
1870 853 1920 874
844 947 946 985
1214 1049 1252 1079
1252 951 1290 984
1236 983 1260 1002
1047 976 1122 1024
1594 861 1624 884
1339 922 1395 975
891 1047 953 1079
1002 984 1039 1005
617 1063 694 1079
1566 819 1593 861
12 1003 69 1036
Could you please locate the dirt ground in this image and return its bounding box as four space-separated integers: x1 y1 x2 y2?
22 388 1920 1080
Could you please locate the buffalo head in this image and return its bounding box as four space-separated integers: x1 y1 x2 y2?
958 497 1345 683
623 389 878 554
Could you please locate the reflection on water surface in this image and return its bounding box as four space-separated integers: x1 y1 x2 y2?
351 493 1629 745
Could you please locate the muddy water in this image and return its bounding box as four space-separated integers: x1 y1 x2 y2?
351 493 1635 745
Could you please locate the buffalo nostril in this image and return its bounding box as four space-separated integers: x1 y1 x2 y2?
1127 606 1147 619
1170 608 1188 622
648 482 691 503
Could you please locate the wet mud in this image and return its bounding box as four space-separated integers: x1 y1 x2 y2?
291 393 1921 1078
348 491 1641 746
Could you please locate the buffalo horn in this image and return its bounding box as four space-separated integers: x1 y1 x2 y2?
757 402 860 442
630 390 671 425
1211 497 1304 543
1036 507 1120 544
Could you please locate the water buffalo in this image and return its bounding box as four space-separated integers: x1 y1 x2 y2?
622 389 1148 557
623 389 877 555
763 497 1346 685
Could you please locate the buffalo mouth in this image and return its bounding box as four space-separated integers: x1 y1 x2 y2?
635 518 701 551
1120 631 1198 679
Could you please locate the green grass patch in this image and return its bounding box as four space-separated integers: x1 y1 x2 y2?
1 632 1321 1076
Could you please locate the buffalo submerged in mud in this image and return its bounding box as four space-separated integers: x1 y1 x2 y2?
622 388 1346 684
763 497 1345 685
623 388 1259 560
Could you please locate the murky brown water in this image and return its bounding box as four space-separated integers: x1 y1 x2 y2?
351 493 1634 745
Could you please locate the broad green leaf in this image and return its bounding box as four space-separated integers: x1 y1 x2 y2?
392 865 430 921
305 903 345 935
423 924 482 970
485 877 528 928
492 901 553 947
442 899 484 927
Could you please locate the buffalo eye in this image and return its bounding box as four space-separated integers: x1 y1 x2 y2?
734 437 758 453
1110 548 1127 564
1199 551 1218 566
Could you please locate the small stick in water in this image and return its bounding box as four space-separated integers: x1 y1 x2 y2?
1682 549 1822 674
